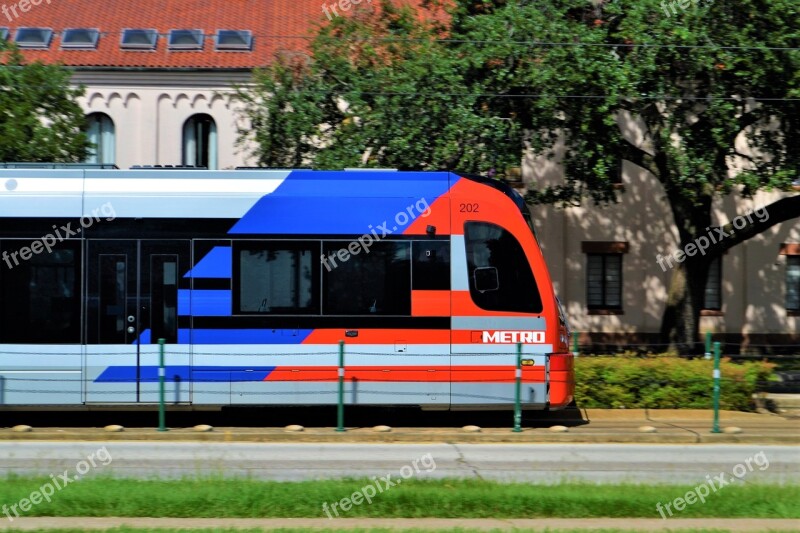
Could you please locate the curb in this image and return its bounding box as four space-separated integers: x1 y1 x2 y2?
0 428 797 444
2 410 796 444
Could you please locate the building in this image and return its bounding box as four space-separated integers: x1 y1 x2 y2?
1 0 327 169
527 159 800 353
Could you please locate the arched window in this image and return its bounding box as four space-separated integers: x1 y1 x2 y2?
182 114 217 169
85 113 115 165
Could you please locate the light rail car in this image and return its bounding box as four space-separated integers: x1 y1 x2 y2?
0 168 574 410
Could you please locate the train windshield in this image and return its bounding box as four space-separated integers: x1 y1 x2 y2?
464 221 543 314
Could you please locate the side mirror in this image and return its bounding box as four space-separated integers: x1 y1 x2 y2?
473 267 499 292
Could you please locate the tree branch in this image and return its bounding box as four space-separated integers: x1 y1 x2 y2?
619 139 658 178
712 194 800 255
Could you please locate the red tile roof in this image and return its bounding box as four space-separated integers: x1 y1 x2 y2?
1 0 328 69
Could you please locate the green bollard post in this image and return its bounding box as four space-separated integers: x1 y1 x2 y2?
711 341 721 433
572 331 579 357
336 340 345 432
158 338 167 432
513 342 522 433
704 331 712 360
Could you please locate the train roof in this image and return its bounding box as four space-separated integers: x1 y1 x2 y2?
0 169 526 227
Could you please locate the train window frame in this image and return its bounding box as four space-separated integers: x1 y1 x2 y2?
411 240 450 291
232 240 320 316
0 239 82 344
322 239 411 316
463 221 543 314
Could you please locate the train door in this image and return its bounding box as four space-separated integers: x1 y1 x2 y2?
84 240 191 403
450 220 550 408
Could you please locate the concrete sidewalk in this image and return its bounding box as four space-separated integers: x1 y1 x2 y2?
1 409 797 444
2 517 799 532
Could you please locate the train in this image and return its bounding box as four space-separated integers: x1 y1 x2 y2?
0 167 574 410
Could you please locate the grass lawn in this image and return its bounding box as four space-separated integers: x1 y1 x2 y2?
0 477 797 519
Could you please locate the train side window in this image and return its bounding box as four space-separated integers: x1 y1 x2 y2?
233 241 319 314
412 241 450 290
323 241 411 315
0 240 82 343
464 222 543 313
151 255 178 343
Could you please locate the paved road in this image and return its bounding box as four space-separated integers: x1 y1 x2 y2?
0 442 796 484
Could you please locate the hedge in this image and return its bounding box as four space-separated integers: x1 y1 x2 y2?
574 354 775 410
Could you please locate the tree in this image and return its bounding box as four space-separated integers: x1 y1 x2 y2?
450 0 799 351
0 41 90 162
235 0 519 173
236 0 799 351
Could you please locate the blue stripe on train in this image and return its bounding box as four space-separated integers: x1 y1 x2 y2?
183 246 232 279
178 290 232 316
95 366 277 383
188 329 313 344
136 329 313 344
228 170 452 235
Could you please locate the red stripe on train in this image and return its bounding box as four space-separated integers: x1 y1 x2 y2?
264 365 545 382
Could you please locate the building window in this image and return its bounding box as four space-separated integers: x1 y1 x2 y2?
168 29 203 50
611 159 623 184
703 256 722 311
121 28 158 50
14 27 53 48
182 114 217 169
582 242 627 314
85 113 115 165
61 28 99 49
787 256 800 312
586 254 622 310
215 30 252 51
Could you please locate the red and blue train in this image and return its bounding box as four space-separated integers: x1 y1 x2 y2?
0 168 574 410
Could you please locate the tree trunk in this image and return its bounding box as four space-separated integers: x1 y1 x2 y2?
659 192 713 355
658 195 799 353
660 256 712 355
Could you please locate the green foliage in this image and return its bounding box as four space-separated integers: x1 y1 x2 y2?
237 0 798 198
442 0 800 212
0 41 90 162
235 0 519 173
575 355 775 410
